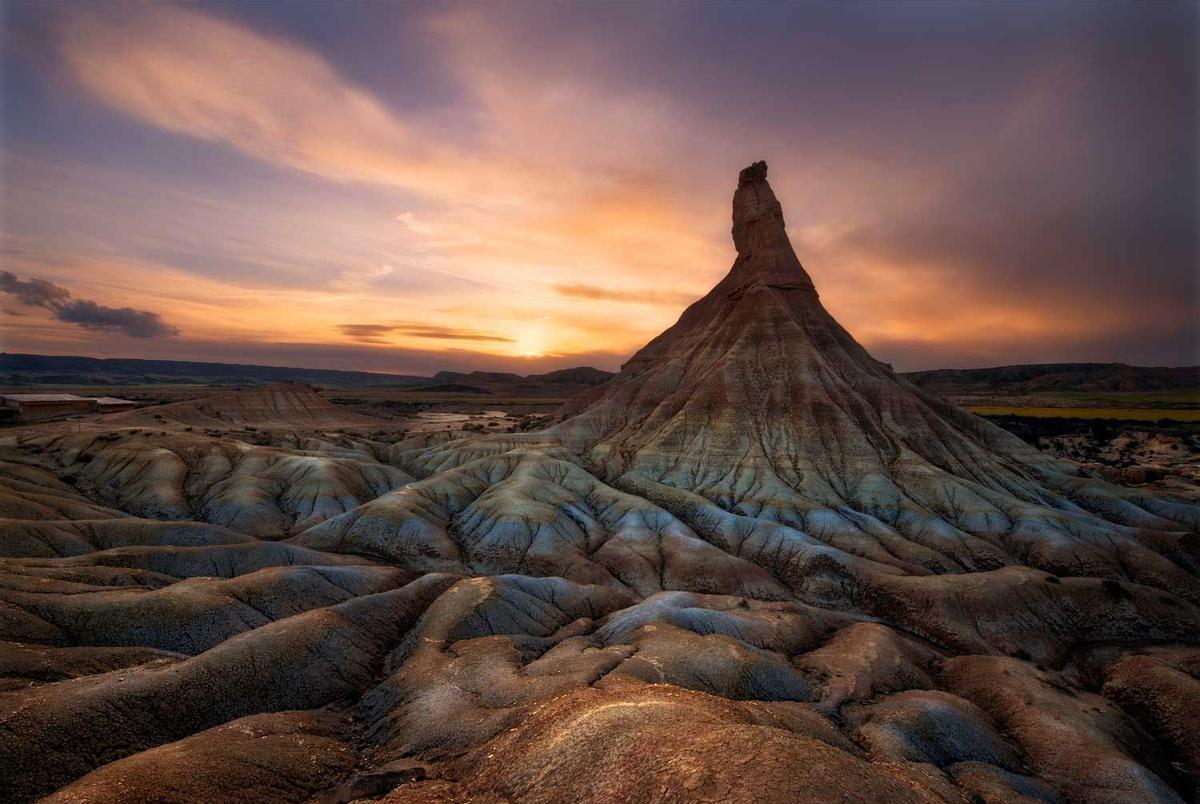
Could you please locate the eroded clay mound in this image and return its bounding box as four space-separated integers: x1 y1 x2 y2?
109 381 383 429
15 427 413 537
1 163 1197 803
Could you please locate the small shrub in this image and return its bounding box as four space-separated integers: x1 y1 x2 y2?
1101 579 1129 600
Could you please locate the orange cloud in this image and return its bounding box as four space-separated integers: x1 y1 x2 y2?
337 322 515 345
553 283 698 307
62 6 586 207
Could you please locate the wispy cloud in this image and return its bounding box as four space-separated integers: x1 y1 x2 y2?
337 322 515 345
331 264 395 292
0 271 179 338
554 283 698 307
55 6 462 195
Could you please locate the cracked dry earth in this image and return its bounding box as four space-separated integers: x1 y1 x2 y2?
3 163 1199 803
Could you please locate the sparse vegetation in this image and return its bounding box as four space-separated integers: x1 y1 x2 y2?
969 406 1200 422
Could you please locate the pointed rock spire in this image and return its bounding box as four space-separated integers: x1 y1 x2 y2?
553 159 1058 497
732 160 780 254
729 161 815 292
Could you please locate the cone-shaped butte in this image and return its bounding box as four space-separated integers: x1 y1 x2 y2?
548 161 1197 580
556 164 1043 504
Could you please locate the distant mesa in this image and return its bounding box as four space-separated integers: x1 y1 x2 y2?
0 353 431 388
905 363 1199 395
110 381 380 428
0 354 618 398
533 366 615 385
409 383 491 395
410 368 617 397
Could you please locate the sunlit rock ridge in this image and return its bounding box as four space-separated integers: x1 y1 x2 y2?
1 163 1197 803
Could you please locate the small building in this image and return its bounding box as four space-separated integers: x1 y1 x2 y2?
0 393 139 423
92 396 137 414
0 394 97 422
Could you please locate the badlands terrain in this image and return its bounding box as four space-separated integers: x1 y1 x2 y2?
2 163 1199 803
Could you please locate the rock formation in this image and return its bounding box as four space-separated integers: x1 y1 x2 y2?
110 381 383 428
1 163 1197 803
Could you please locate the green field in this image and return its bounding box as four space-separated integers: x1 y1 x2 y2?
968 406 1200 422
1039 389 1200 406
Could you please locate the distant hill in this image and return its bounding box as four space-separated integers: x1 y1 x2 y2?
529 367 614 386
409 383 492 394
409 367 617 398
16 353 1192 400
902 363 1198 395
111 381 382 428
0 353 429 388
0 353 617 397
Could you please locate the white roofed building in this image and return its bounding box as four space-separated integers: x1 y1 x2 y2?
0 394 138 422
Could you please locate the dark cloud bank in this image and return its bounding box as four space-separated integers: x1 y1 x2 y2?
0 272 179 338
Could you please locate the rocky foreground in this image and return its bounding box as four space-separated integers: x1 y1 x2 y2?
1 163 1198 803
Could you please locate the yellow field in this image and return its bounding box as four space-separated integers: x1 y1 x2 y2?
967 406 1200 422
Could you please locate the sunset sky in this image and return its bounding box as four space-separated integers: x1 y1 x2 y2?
1 1 1196 375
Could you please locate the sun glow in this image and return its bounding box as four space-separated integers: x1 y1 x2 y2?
508 324 554 360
